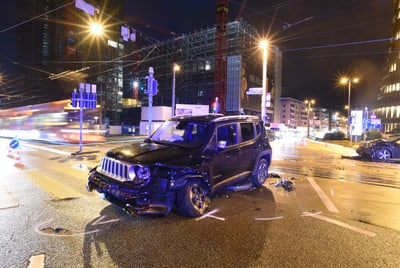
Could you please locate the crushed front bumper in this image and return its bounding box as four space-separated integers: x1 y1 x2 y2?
87 171 175 216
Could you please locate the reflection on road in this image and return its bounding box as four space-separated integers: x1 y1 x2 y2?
270 138 400 188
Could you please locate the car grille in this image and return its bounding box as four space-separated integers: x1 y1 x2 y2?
98 155 131 182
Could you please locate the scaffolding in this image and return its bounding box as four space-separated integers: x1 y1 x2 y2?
127 19 281 118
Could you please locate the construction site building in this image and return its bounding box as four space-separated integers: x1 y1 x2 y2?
124 19 282 123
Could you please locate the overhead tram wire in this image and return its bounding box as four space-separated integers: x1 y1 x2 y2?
0 1 74 35
281 38 392 53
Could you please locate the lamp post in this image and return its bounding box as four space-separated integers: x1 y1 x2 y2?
305 99 315 138
340 77 359 145
260 40 268 125
89 22 104 132
364 107 369 141
171 63 180 117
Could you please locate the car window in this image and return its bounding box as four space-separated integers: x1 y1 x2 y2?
255 122 261 136
151 120 207 147
240 122 255 142
217 124 238 146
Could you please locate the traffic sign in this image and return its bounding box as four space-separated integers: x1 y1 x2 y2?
9 138 19 149
71 83 97 108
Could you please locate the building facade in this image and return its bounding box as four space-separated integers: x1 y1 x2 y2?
374 0 400 133
279 97 330 133
6 3 281 126
13 0 124 124
124 20 282 122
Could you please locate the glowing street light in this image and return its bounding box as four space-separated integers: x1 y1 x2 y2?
260 40 268 125
90 22 103 35
171 63 180 117
340 77 359 145
305 99 315 138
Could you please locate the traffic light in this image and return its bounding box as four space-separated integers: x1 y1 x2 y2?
212 97 220 113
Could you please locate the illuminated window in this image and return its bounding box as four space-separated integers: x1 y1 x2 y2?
389 63 397 72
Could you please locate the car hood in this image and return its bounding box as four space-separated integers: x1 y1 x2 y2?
105 142 198 166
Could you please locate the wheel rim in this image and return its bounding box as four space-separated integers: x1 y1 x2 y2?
257 161 268 184
189 184 208 214
378 149 391 160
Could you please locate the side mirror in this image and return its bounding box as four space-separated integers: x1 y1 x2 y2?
217 140 227 150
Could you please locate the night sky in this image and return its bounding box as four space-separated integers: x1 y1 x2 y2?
0 1 393 111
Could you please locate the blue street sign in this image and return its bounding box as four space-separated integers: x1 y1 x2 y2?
146 77 158 96
366 118 381 129
71 84 97 108
10 138 19 149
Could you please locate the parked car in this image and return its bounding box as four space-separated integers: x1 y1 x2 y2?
87 114 272 217
356 135 400 161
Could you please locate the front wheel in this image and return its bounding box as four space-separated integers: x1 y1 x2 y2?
176 180 210 217
375 148 391 161
251 158 269 187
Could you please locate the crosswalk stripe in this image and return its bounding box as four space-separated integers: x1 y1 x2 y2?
0 184 19 209
26 170 82 200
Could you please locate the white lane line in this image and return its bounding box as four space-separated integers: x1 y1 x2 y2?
254 216 284 221
302 211 377 237
22 143 71 156
27 254 45 268
307 177 339 213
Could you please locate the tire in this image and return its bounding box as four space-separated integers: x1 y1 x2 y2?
176 180 209 217
251 158 269 187
376 148 391 161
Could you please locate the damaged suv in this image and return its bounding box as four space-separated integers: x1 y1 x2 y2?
87 114 272 217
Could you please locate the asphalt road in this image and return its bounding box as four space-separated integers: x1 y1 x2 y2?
0 136 399 268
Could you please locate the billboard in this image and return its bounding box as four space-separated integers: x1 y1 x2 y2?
351 110 363 135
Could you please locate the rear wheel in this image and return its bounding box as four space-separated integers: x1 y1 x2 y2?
251 158 269 187
376 148 391 161
176 180 209 217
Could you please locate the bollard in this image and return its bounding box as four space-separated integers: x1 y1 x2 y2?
14 149 24 167
7 147 14 158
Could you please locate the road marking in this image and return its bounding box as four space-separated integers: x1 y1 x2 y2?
22 143 71 156
195 209 225 221
302 211 377 237
35 215 120 237
254 216 284 221
27 254 45 268
0 185 19 209
307 177 339 213
26 170 82 200
92 215 120 225
35 218 99 237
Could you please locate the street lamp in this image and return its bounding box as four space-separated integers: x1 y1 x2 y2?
305 99 315 138
340 77 359 145
90 22 103 35
171 63 180 117
260 40 268 125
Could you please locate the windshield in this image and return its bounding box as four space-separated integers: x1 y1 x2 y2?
150 120 207 148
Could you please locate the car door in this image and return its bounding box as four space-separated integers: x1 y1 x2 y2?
238 122 258 172
206 123 242 185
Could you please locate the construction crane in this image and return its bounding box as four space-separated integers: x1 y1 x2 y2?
214 0 228 114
